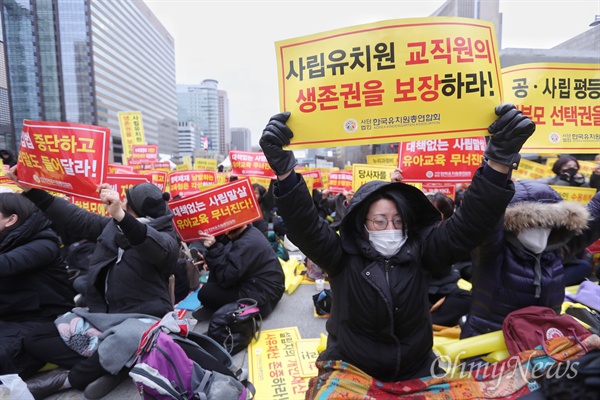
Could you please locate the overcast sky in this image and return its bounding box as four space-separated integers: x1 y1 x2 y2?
142 0 600 147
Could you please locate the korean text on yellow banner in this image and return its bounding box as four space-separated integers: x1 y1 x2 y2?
366 153 399 166
18 120 110 200
168 170 217 199
299 169 323 189
549 185 596 205
194 158 218 171
352 164 396 192
502 63 600 154
248 327 309 400
399 136 485 183
275 17 502 149
69 174 151 216
294 339 320 378
169 178 262 240
328 171 353 193
118 111 145 163
511 158 553 181
230 151 276 179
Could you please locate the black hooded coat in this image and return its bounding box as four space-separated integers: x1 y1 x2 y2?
275 167 515 381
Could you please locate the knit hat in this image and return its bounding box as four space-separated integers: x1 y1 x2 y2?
125 183 170 218
551 155 579 175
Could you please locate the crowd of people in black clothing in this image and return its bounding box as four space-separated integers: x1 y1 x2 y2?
0 109 599 400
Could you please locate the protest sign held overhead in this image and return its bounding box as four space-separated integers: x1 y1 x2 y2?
230 151 276 179
17 120 110 200
275 16 502 148
168 170 217 198
502 63 599 154
118 111 145 164
169 178 262 241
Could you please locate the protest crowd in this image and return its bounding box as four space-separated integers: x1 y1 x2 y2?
1 17 600 400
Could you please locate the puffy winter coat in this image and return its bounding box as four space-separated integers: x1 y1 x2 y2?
462 180 600 338
0 210 75 322
204 225 284 317
24 189 179 317
275 168 515 381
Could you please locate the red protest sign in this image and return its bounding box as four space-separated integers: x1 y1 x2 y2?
229 151 276 179
141 170 168 192
169 178 262 240
18 120 110 199
299 169 324 189
398 136 486 183
328 171 353 193
421 183 456 199
169 170 217 198
131 144 159 162
108 163 136 174
69 174 151 216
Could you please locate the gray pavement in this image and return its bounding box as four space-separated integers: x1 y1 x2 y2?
41 279 328 400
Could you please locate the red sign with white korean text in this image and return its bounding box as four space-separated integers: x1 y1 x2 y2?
398 136 486 183
229 151 276 179
131 144 159 162
17 120 110 200
108 163 136 174
69 174 151 216
169 178 262 240
328 171 353 193
299 169 323 189
141 170 168 192
421 183 456 198
587 239 600 255
169 170 217 198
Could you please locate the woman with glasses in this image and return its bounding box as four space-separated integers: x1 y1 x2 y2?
258 103 535 395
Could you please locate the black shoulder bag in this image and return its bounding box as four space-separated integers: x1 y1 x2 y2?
207 298 262 355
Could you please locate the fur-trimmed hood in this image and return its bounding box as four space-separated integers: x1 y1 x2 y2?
504 180 590 236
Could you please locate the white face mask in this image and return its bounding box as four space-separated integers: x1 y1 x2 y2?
366 228 407 258
516 227 552 254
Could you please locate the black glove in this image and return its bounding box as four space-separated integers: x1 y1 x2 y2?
483 103 536 169
259 112 297 176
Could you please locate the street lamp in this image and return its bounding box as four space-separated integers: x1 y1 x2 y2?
590 15 600 27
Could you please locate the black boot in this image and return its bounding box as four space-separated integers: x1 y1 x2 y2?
83 368 130 399
26 368 69 400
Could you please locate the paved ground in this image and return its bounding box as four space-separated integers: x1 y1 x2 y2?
40 279 328 400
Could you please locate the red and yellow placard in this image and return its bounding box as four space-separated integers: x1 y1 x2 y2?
230 151 276 178
168 170 217 199
169 178 262 240
140 170 168 192
328 171 353 193
129 144 158 165
276 17 501 148
108 163 136 175
299 169 323 189
118 111 145 164
194 157 218 171
502 63 600 154
549 185 596 205
398 136 485 183
421 182 456 198
17 120 110 200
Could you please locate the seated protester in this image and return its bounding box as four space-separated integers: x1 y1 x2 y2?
537 154 589 187
462 180 600 339
4 172 180 400
193 224 285 319
0 193 76 379
319 189 354 231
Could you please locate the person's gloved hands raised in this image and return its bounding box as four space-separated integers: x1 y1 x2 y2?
259 111 297 176
484 103 536 170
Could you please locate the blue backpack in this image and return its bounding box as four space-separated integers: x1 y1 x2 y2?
129 331 250 400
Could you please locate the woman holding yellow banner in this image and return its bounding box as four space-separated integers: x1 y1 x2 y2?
259 103 535 392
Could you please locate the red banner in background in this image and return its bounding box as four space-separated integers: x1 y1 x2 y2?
141 170 168 192
328 171 353 193
168 170 217 199
169 178 262 241
17 120 110 200
398 136 486 183
131 144 159 162
421 183 456 199
299 169 324 189
229 151 276 179
108 163 136 175
69 174 151 216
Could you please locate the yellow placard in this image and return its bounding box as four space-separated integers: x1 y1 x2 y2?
366 153 399 166
511 158 553 181
352 163 396 191
194 158 218 171
502 63 600 154
249 176 273 189
578 160 597 177
118 111 145 164
549 185 596 205
176 163 192 171
276 17 501 149
248 327 309 399
303 176 315 193
294 339 320 378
